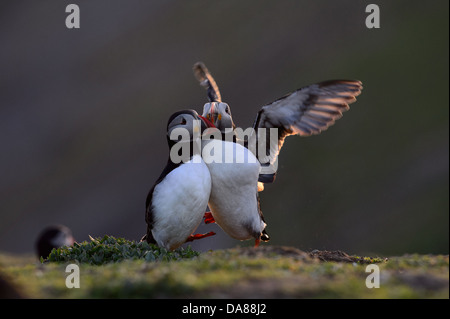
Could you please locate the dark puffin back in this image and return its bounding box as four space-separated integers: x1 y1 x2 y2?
144 158 181 244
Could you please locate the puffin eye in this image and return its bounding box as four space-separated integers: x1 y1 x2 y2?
181 118 187 125
225 106 230 114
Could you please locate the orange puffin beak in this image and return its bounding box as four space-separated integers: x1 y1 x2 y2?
199 115 216 128
207 102 220 125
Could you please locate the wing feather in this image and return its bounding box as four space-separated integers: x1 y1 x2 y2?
252 80 363 169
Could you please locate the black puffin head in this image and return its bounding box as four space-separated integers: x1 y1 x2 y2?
166 109 213 147
35 225 75 259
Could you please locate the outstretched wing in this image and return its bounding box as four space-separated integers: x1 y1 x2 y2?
193 62 222 103
252 80 363 181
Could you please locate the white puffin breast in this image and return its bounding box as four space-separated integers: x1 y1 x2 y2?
202 140 265 240
151 155 211 250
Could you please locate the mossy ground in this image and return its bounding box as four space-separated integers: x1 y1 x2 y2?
0 238 448 299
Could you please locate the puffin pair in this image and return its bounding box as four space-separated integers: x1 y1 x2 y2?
144 63 362 250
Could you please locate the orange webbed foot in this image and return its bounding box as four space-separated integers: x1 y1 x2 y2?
185 231 216 243
203 212 215 224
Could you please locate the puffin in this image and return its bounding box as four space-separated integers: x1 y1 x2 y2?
193 62 363 184
193 63 269 246
35 225 75 259
142 109 216 251
201 126 269 247
193 62 362 245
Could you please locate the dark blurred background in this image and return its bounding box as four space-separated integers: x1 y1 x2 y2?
0 1 448 256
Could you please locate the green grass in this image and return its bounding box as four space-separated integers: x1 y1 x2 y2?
0 236 448 299
44 235 199 265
